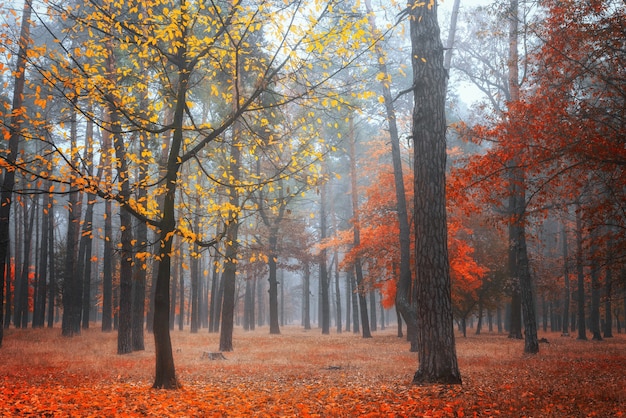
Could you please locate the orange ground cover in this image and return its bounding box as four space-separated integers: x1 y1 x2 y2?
1 326 624 417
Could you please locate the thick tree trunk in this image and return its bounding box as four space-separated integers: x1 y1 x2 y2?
219 222 239 351
219 136 241 352
409 0 461 385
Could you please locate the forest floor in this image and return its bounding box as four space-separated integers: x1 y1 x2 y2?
1 325 625 417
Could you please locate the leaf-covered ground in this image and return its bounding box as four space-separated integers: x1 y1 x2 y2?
1 326 625 417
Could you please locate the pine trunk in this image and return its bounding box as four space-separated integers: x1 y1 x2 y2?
409 0 461 384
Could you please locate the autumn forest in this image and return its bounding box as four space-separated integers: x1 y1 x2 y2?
1 0 625 415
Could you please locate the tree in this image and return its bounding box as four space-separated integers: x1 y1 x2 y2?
0 0 32 346
363 0 416 348
409 0 461 384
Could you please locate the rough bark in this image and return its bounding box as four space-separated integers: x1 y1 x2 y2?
409 0 461 385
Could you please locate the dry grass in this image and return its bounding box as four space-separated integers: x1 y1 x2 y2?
1 325 625 417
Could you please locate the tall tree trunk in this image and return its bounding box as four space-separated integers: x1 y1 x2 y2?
208 250 220 333
219 132 241 352
604 263 613 338
61 104 83 338
152 53 192 390
348 115 371 339
589 240 602 341
303 261 311 330
268 229 281 334
16 199 36 328
575 204 587 340
34 189 50 328
344 265 351 333
190 242 200 334
561 221 571 336
334 251 342 334
506 0 538 354
0 0 31 345
409 0 461 384
178 264 184 331
46 198 56 328
105 52 135 354
319 183 330 335
350 269 359 334
170 261 178 330
78 117 96 330
364 0 416 346
100 108 115 333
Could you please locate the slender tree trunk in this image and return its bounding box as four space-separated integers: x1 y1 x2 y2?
589 241 602 341
369 292 377 332
170 261 178 330
61 104 83 338
561 221 570 336
348 115 371 339
604 265 613 338
350 269 359 334
364 0 416 344
178 265 184 331
33 190 50 328
575 204 587 340
78 117 96 330
334 251 342 334
208 250 220 333
16 199 36 328
345 267 351 333
268 230 281 334
46 199 56 328
190 243 200 334
303 261 311 330
409 0 461 384
319 183 330 335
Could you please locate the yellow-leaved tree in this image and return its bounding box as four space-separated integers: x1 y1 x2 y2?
2 0 376 388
